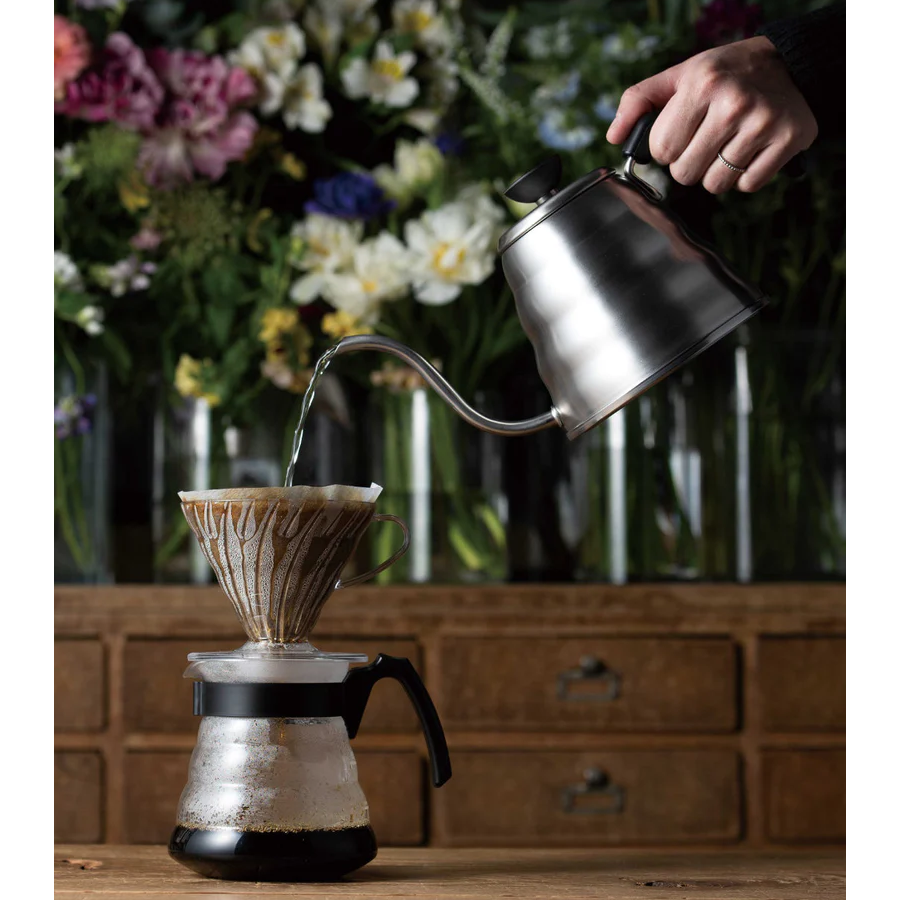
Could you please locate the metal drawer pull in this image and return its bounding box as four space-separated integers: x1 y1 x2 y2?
556 655 621 702
561 768 625 815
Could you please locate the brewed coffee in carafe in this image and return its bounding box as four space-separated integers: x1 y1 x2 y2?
168 485 451 882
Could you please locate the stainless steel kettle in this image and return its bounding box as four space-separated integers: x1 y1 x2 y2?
335 113 766 440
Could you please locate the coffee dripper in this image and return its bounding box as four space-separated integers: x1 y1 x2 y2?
331 112 766 440
167 485 451 882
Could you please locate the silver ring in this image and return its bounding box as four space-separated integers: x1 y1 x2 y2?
717 151 747 174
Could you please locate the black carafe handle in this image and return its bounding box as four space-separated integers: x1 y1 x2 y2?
343 654 452 788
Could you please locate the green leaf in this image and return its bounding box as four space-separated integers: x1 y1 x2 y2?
99 328 132 381
205 303 236 350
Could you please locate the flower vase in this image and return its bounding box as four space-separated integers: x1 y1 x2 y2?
54 360 112 583
369 386 508 584
745 329 845 579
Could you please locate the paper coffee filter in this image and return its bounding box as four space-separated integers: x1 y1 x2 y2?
178 483 382 503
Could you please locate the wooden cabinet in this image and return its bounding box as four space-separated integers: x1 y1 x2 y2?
54 584 844 849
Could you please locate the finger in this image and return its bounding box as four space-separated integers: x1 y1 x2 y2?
701 128 768 195
736 141 800 192
648 91 709 166
668 111 736 186
606 66 681 144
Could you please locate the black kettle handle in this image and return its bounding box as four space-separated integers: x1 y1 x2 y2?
343 654 452 788
621 107 806 178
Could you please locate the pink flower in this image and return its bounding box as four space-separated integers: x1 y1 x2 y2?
54 16 91 101
130 225 163 250
57 32 163 130
137 48 258 187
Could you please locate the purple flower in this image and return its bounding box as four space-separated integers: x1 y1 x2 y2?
56 32 164 131
434 132 465 156
55 394 97 440
695 0 763 49
304 172 395 220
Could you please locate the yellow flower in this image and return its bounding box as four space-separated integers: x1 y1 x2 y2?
246 208 273 253
259 307 299 344
278 152 307 181
321 310 374 340
118 169 150 213
174 354 221 407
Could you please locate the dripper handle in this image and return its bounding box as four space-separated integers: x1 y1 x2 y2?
335 514 410 590
343 654 452 788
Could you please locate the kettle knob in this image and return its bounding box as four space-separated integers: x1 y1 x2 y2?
504 155 562 204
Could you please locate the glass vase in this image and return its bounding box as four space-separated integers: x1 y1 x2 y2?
54 360 112 583
745 329 846 579
368 386 508 584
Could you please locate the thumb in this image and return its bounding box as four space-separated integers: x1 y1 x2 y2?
606 66 681 144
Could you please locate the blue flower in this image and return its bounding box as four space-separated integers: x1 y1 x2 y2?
593 93 619 123
304 172 395 220
537 109 597 151
434 132 465 157
55 394 97 440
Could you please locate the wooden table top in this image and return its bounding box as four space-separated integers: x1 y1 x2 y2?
55 845 845 899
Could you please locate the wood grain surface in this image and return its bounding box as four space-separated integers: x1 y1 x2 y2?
54 845 845 899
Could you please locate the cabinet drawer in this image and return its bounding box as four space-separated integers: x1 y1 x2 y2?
759 637 845 732
55 751 104 843
763 749 845 843
435 751 740 846
123 638 420 734
122 749 422 846
55 639 105 732
438 638 737 732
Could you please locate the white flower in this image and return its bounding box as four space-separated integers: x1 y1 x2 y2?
230 23 306 82
54 251 83 292
373 137 444 202
320 232 411 323
55 144 82 180
523 20 573 60
75 305 105 336
289 215 364 303
303 5 344 65
98 256 156 297
403 108 441 134
341 40 419 108
282 63 333 132
403 188 504 305
601 32 660 63
456 183 508 234
392 0 453 53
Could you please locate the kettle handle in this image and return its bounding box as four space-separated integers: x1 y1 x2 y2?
621 107 807 179
343 654 452 788
622 110 659 166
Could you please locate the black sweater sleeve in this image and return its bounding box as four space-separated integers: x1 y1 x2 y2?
756 2 846 141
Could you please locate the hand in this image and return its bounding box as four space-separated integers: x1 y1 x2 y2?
606 36 818 194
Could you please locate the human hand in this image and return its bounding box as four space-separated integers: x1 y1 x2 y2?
606 36 818 194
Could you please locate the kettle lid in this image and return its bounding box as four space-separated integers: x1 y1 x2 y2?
498 161 616 255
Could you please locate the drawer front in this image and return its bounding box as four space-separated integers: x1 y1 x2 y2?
55 639 105 732
759 637 845 732
55 751 104 843
435 751 740 846
438 638 737 732
123 638 421 734
122 749 422 846
763 749 845 843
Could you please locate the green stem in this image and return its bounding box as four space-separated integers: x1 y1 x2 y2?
55 437 87 573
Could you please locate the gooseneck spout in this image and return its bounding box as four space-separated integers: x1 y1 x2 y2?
333 334 558 436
